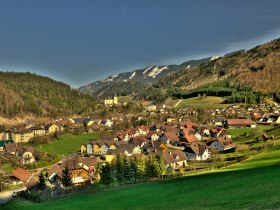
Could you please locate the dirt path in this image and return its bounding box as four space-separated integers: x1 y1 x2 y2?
174 99 182 107
0 187 26 204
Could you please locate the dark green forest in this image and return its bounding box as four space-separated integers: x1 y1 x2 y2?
0 72 96 117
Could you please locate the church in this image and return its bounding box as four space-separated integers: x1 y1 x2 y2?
104 94 118 106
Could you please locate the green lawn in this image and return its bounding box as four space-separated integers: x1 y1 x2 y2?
228 125 274 139
35 132 102 156
176 96 231 109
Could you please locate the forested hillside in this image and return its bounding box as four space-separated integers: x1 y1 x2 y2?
0 72 96 117
152 38 280 103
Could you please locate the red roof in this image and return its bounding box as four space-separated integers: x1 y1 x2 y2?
227 119 255 125
12 168 30 183
184 134 199 143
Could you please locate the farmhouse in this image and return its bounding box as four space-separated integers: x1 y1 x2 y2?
9 167 38 189
226 119 256 128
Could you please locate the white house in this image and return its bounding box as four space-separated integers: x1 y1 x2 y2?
86 143 93 154
208 137 235 152
184 142 211 161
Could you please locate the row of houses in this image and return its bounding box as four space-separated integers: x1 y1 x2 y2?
1 124 63 143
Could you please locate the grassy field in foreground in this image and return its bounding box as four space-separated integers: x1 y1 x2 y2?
3 128 280 210
176 96 230 109
35 132 102 156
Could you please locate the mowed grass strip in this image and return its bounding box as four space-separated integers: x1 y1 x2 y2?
176 96 230 109
4 145 280 210
35 132 102 156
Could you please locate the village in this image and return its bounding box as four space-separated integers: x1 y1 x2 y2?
0 95 280 203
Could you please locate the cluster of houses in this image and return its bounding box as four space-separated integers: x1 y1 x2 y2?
0 142 36 165
15 120 237 188
80 121 237 169
2 113 265 189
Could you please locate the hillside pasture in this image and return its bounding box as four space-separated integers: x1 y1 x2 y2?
176 96 230 109
35 132 102 156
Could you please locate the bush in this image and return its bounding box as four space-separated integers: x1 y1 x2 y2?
29 136 52 146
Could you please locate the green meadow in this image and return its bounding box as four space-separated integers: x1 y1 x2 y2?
176 96 231 109
3 126 280 210
35 132 102 156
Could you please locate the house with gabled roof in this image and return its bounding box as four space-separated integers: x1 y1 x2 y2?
136 125 149 135
207 137 235 152
158 131 180 145
142 141 168 154
161 150 188 169
10 167 38 189
48 155 101 186
108 144 141 157
116 131 132 142
4 143 23 155
17 147 36 164
146 131 161 141
179 133 199 144
183 142 210 161
129 136 147 148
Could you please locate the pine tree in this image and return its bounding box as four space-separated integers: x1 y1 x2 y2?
115 154 124 186
130 157 138 183
145 155 155 177
155 155 166 178
37 172 46 191
100 163 112 188
136 155 146 181
94 162 102 182
123 156 132 184
61 167 72 189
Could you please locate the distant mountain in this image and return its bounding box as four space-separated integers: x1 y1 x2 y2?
0 72 96 118
153 38 280 97
78 57 211 98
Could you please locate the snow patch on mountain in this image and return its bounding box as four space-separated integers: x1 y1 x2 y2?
148 66 168 78
142 66 153 74
210 56 220 61
129 71 136 80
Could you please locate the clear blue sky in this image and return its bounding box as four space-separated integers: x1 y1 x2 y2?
0 0 280 88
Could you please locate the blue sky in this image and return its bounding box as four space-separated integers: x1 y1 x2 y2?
0 0 280 88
